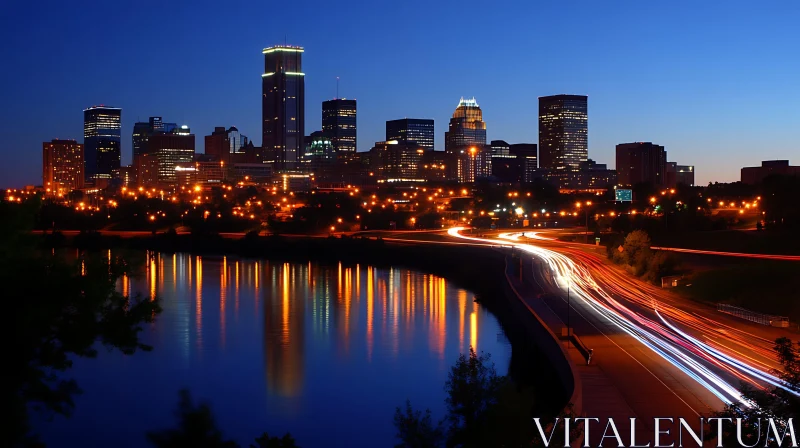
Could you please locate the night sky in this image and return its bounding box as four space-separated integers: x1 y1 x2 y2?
1 0 798 187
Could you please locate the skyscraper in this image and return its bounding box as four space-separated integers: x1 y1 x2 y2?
262 45 305 172
445 98 486 153
149 126 195 185
386 118 435 151
322 99 357 154
132 121 151 160
132 117 177 160
538 95 588 170
84 106 121 180
616 142 667 187
43 139 84 194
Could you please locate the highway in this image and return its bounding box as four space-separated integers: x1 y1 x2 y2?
436 227 800 442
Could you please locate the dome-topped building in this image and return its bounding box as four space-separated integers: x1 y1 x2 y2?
444 97 486 153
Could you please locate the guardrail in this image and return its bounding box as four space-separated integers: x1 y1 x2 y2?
717 303 790 327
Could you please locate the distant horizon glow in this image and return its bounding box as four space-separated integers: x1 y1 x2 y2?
1 1 798 187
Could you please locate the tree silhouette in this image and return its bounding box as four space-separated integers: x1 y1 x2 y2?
393 400 445 448
4 199 161 446
147 390 238 448
444 348 504 447
709 337 800 446
147 390 299 448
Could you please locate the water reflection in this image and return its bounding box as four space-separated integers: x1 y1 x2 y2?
54 252 510 448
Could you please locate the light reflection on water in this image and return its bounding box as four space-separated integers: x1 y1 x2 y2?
39 252 510 448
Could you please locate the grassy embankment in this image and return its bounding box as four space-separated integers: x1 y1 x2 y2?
674 259 800 322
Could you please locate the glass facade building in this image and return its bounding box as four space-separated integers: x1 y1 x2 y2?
43 139 84 194
149 126 196 185
322 99 357 154
227 126 248 154
84 106 121 181
538 95 588 170
386 118 434 151
262 45 305 172
445 98 486 153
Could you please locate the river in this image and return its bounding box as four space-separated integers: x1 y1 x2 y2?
38 251 511 447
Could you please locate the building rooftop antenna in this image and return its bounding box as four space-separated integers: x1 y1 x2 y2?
336 77 340 100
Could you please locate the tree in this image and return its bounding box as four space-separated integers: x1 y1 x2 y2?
393 400 445 448
709 337 800 446
147 390 238 448
148 390 298 448
250 432 300 448
622 230 652 275
4 200 161 446
444 348 504 447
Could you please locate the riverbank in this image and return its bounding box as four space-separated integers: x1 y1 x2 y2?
42 230 568 418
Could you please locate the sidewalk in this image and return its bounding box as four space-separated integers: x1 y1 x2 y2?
505 257 644 444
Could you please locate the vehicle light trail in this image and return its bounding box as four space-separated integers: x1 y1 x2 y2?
448 227 793 407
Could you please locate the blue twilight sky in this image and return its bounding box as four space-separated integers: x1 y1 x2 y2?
1 0 798 187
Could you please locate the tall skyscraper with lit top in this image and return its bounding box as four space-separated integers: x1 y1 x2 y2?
538 94 588 170
322 99 356 154
262 45 305 172
84 106 121 181
445 97 486 153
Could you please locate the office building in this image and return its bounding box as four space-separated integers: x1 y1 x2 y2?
132 117 178 180
490 140 516 182
741 160 800 185
42 139 84 194
538 95 588 170
616 142 667 187
489 141 538 183
205 127 230 163
303 131 336 180
136 153 160 187
149 126 195 185
451 145 492 183
322 99 356 154
445 98 486 153
510 144 538 183
119 165 134 187
370 140 425 183
132 121 151 161
421 151 448 182
386 118 434 151
84 106 121 181
676 165 695 187
227 126 248 153
666 162 695 187
205 126 250 164
175 155 226 187
262 45 305 172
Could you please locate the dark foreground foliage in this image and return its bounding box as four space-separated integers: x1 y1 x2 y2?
3 200 162 447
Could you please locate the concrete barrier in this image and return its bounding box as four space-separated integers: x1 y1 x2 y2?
502 258 583 418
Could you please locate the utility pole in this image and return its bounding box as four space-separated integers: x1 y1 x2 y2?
567 264 572 343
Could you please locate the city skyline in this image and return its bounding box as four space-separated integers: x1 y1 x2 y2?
1 1 799 186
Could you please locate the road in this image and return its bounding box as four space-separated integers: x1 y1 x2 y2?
440 228 800 435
